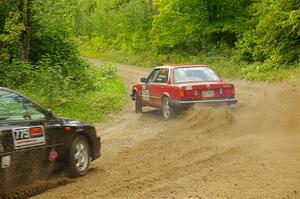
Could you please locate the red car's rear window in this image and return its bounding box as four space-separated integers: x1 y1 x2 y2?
173 67 220 83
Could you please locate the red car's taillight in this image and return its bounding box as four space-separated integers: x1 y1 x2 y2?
180 86 195 97
222 85 235 95
180 88 184 97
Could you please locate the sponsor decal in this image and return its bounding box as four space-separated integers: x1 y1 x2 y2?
1 156 11 168
48 149 59 161
142 84 150 101
12 126 45 150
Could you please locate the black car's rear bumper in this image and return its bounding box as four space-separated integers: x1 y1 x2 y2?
171 98 237 106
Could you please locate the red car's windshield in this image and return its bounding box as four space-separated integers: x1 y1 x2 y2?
173 67 220 83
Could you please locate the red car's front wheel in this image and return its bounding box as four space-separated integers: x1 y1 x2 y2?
135 92 142 113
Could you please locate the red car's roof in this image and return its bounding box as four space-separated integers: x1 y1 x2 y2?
156 64 210 69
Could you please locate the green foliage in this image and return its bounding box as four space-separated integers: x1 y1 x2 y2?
19 63 126 122
79 0 153 52
29 0 79 63
53 77 126 122
1 0 300 127
0 0 127 122
150 0 252 52
236 0 300 64
0 0 19 32
0 12 24 63
79 0 299 78
74 0 97 36
0 11 28 87
99 63 117 79
82 0 252 53
81 45 300 81
0 60 31 87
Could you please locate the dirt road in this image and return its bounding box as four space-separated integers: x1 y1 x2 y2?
32 60 300 199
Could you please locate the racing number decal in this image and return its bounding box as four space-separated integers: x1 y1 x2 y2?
142 84 150 101
14 128 30 140
12 126 46 150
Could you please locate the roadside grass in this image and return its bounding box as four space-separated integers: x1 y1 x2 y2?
80 42 300 82
18 63 127 123
54 77 126 122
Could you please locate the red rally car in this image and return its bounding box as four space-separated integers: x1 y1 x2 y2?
131 65 237 120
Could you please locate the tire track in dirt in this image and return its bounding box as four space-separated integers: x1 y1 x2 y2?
30 60 300 199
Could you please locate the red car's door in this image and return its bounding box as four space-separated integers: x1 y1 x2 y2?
141 69 160 106
148 68 170 107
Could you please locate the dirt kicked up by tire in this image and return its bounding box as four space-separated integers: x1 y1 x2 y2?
28 60 300 199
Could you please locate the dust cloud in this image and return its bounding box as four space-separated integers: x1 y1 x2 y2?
5 61 299 199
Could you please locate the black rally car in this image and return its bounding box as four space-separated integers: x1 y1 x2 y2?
0 87 101 193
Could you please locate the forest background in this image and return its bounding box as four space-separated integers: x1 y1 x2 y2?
1 0 299 121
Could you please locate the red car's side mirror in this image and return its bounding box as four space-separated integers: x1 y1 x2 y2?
140 78 147 83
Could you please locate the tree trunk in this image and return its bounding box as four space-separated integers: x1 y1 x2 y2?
18 0 25 60
23 0 32 61
18 0 24 22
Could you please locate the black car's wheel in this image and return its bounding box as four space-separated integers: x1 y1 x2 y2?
67 135 91 177
135 92 143 113
162 97 175 120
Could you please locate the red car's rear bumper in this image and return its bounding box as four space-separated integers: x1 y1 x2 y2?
171 98 237 105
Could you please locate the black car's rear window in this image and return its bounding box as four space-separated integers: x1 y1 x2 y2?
173 67 220 83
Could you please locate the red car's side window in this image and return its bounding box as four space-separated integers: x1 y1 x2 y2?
147 69 160 83
152 68 169 84
147 68 170 84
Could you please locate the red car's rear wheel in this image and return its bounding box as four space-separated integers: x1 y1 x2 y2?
162 97 175 120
